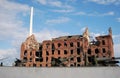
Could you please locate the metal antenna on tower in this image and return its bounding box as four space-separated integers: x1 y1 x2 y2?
29 7 33 36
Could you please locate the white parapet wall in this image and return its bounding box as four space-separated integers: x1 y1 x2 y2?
0 67 120 78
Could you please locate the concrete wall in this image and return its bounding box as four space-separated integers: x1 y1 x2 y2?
0 67 120 78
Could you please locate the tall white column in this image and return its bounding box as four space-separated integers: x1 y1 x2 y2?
29 7 33 36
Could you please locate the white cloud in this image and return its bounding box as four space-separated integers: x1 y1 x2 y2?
52 9 73 13
36 0 47 5
0 0 30 66
34 29 69 42
114 44 120 57
35 0 74 9
0 48 17 59
36 0 63 7
0 48 18 66
75 11 115 16
46 17 71 24
85 0 120 5
0 0 29 40
117 18 120 22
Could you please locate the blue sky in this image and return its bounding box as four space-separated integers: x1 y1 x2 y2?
0 0 120 66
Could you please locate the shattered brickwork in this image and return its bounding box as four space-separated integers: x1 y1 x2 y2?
20 28 114 67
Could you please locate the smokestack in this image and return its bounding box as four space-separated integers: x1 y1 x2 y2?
29 7 33 36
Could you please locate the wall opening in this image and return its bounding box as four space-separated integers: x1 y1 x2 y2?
77 57 81 62
64 50 67 54
88 49 91 54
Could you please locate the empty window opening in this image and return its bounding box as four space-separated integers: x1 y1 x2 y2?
64 50 67 54
88 49 91 54
46 57 48 62
70 64 74 67
58 43 61 47
68 36 72 38
77 57 81 62
40 64 42 67
30 58 32 62
30 51 32 56
74 63 76 66
46 43 50 48
52 43 55 50
70 42 73 47
33 63 36 67
35 58 39 61
64 42 67 47
102 48 106 53
39 45 42 50
88 57 92 62
71 50 73 54
24 50 27 56
36 51 39 57
95 49 99 54
40 52 42 57
77 42 80 47
40 57 43 62
102 40 105 45
70 58 74 61
23 57 27 62
46 51 49 55
52 51 54 55
77 48 80 55
77 64 80 67
58 50 60 55
46 64 48 67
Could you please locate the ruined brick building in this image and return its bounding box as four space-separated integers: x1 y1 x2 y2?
20 27 114 67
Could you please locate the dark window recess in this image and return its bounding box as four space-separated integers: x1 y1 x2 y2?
74 63 76 66
24 50 27 56
77 42 80 47
77 48 80 55
40 64 42 67
52 43 55 49
71 50 73 54
102 40 105 45
95 49 99 54
58 57 61 59
30 58 32 62
70 64 74 67
35 58 39 61
46 64 48 67
46 51 49 55
46 57 48 62
70 58 74 61
30 52 32 56
33 63 36 67
52 50 54 55
58 50 60 55
39 45 42 50
40 51 42 57
88 56 92 62
77 64 80 67
46 43 50 48
58 43 61 47
68 36 72 38
77 57 81 62
64 50 67 54
88 49 91 54
64 42 67 47
70 42 73 47
102 48 106 53
23 57 27 62
36 52 39 57
40 57 43 62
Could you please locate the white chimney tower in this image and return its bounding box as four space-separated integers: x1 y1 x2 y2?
29 7 33 36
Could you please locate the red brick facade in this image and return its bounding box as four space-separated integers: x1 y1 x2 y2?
20 28 114 67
